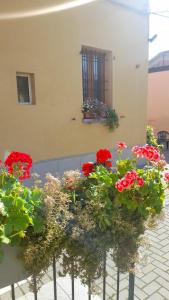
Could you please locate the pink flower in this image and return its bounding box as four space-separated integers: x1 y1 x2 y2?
137 177 144 187
125 170 138 181
117 142 127 151
121 179 130 188
164 173 169 182
153 160 167 169
115 171 144 192
115 181 124 192
132 145 161 162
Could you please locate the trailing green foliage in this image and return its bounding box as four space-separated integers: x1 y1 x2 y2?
0 171 43 262
104 108 119 131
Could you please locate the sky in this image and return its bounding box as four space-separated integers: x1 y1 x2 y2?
149 0 169 59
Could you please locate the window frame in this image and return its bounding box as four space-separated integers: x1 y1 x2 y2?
81 46 112 120
81 46 106 103
16 72 35 105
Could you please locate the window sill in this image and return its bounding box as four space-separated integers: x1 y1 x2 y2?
82 118 107 124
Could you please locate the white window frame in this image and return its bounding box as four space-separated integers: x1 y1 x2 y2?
16 72 33 104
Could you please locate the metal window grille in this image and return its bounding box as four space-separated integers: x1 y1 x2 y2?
82 48 106 103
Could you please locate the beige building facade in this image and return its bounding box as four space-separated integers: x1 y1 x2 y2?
0 0 149 174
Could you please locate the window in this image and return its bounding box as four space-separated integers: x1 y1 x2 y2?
157 131 169 141
81 46 112 104
16 73 35 104
157 131 169 150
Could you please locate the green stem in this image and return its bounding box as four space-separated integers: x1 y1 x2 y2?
9 231 22 238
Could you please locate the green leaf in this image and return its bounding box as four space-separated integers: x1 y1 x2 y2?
1 235 10 244
32 215 44 233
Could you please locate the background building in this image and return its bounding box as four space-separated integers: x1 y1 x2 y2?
148 50 169 149
0 0 149 175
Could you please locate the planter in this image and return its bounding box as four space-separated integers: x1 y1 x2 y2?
83 112 97 119
0 245 27 289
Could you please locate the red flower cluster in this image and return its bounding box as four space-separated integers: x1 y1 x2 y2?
82 148 112 176
115 170 144 192
117 142 127 151
96 148 112 163
82 162 95 177
132 145 160 162
5 151 32 180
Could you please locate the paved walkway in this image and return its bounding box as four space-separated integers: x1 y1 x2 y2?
1 205 169 300
105 204 169 300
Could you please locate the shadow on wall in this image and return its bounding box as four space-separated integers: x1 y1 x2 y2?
25 148 146 187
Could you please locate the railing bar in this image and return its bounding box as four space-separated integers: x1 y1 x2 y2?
71 264 75 300
33 276 38 300
11 284 15 300
128 272 135 300
53 257 57 300
103 251 106 300
88 280 91 300
116 268 120 300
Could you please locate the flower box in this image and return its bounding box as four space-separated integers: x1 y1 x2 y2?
0 245 27 289
83 112 97 119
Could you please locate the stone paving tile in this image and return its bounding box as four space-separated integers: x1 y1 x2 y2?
135 277 146 289
134 286 148 300
148 293 166 300
141 271 158 284
143 281 161 296
158 287 169 299
156 276 169 291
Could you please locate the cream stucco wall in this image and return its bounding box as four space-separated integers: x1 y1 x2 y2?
0 0 148 162
148 70 169 135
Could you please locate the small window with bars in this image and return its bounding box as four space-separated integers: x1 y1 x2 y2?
16 73 35 104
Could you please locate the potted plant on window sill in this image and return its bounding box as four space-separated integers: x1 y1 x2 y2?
82 98 119 130
81 98 96 119
82 98 108 119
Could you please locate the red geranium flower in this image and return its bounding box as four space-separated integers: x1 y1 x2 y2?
5 151 32 180
96 148 112 163
105 161 112 168
117 142 127 151
82 162 94 176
